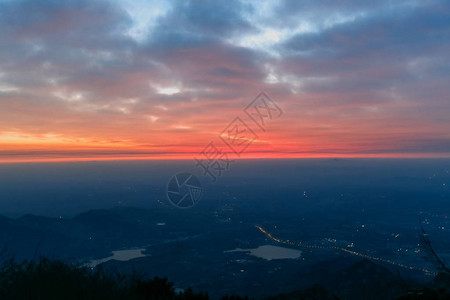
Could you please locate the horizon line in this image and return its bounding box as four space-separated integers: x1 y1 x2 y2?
1 153 450 164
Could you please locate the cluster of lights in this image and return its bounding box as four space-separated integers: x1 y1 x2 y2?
255 225 437 276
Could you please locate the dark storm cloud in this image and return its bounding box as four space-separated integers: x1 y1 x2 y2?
0 0 140 101
275 0 450 100
158 0 254 37
139 0 263 100
283 1 450 59
0 0 133 62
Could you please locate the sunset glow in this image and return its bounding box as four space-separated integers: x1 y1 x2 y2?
1 0 449 163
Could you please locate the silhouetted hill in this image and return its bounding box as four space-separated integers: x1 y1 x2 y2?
266 259 412 300
0 256 448 299
0 208 447 299
0 207 216 261
332 259 409 300
428 272 450 293
398 272 450 299
265 284 339 300
0 258 209 300
72 209 125 226
16 214 63 232
0 215 11 224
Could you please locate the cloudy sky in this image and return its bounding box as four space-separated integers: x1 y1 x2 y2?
0 0 449 162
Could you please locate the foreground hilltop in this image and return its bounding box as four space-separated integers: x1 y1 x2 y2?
0 257 449 299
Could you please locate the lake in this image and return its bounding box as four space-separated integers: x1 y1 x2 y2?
225 245 302 260
87 248 148 268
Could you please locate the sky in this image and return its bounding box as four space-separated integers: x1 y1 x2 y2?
0 0 449 162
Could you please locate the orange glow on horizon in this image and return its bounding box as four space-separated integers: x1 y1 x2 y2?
1 151 449 164
1 128 450 163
